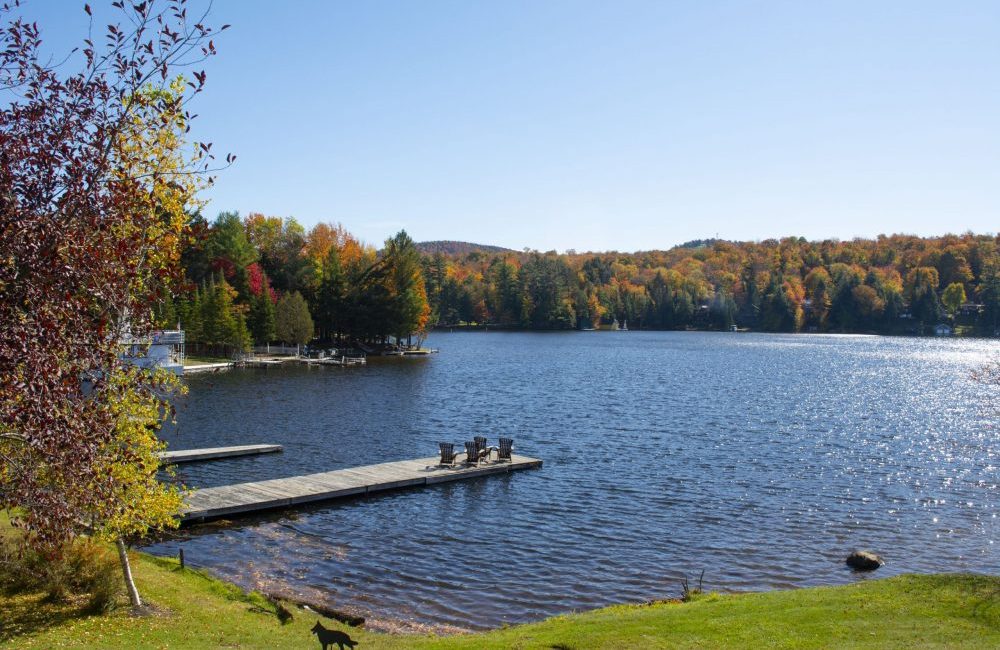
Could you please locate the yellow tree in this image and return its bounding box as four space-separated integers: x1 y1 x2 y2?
0 1 223 613
86 369 185 609
113 76 210 309
943 282 967 317
99 77 208 607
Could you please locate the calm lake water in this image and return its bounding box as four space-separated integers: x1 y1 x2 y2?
144 331 1000 631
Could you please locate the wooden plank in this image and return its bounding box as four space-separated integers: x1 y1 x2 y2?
179 454 542 522
159 444 283 464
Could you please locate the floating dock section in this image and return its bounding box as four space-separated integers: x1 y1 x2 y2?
180 454 542 523
159 444 283 464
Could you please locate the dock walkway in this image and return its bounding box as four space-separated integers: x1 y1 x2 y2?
181 454 541 522
183 361 234 374
159 444 282 464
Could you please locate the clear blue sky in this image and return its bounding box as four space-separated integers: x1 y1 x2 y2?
23 1 1000 252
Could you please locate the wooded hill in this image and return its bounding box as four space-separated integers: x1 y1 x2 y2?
416 240 515 255
158 216 1000 349
421 233 1000 335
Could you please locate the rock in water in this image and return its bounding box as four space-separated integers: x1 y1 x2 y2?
846 550 884 571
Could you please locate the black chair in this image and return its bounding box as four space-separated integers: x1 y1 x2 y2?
439 442 459 466
464 440 484 466
497 437 513 462
474 435 489 461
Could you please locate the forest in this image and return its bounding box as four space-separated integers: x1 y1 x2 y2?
156 212 431 353
423 233 1000 335
160 214 1000 352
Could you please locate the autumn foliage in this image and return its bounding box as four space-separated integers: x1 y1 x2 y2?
171 213 432 348
0 0 224 606
421 234 1000 334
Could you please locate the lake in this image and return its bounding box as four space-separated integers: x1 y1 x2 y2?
143 331 1000 632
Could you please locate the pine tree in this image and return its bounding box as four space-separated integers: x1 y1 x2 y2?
199 276 250 354
182 285 204 344
275 291 314 347
248 275 276 344
153 291 178 329
383 230 431 342
317 246 347 341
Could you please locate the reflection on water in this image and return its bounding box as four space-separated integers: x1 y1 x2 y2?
143 332 1000 631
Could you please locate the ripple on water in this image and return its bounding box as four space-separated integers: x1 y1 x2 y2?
143 331 1000 630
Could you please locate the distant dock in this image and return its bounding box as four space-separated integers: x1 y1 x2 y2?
183 361 235 374
183 355 369 374
180 454 542 523
159 444 283 464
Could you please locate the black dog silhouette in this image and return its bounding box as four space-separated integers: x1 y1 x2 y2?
311 621 357 650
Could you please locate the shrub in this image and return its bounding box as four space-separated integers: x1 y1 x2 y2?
0 537 121 610
71 539 122 613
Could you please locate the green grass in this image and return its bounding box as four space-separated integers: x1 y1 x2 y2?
1 547 998 649
182 355 233 366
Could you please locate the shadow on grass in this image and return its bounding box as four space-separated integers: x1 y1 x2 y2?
0 592 95 642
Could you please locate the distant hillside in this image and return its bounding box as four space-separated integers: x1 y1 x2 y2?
417 240 515 255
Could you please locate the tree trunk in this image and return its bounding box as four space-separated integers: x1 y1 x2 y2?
116 538 142 609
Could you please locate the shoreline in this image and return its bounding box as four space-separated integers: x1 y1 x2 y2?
4 550 998 648
432 324 998 338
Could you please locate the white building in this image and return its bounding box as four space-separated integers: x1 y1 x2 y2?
121 330 185 375
933 323 953 337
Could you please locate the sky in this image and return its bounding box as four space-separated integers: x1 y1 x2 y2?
21 0 1000 252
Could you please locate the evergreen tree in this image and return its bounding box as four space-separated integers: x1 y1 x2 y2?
153 291 178 329
317 246 347 341
200 276 251 353
180 286 203 343
248 278 276 345
907 267 944 330
383 230 431 342
206 211 259 299
275 291 315 347
760 276 797 331
980 262 1000 333
709 290 737 330
672 290 694 328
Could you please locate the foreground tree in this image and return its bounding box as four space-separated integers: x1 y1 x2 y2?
87 368 185 608
0 1 224 608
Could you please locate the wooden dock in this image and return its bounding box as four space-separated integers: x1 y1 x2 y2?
159 444 283 464
183 361 234 374
180 454 542 522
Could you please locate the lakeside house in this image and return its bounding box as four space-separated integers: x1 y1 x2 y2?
933 323 953 337
121 329 185 375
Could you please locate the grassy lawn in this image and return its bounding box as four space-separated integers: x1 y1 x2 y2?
1 543 998 649
182 355 233 366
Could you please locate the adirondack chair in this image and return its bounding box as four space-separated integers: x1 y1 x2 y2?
497 437 513 463
464 440 482 466
474 435 489 461
439 442 459 466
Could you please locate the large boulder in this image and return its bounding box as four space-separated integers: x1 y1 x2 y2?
846 550 884 571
